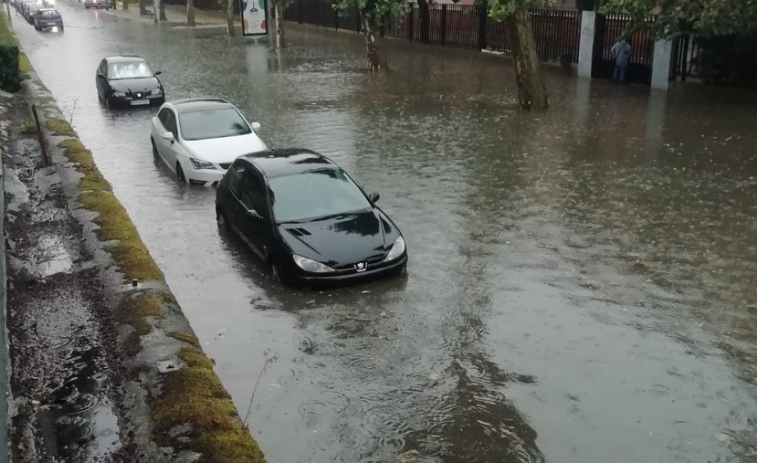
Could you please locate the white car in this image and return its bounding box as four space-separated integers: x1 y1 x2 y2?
150 98 267 186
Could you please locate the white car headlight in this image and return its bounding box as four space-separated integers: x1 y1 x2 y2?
151 88 162 96
189 158 216 170
383 236 406 262
113 91 126 97
293 255 335 273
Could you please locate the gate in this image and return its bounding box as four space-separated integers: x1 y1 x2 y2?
591 13 655 84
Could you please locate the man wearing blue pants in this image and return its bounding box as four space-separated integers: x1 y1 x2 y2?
611 38 632 83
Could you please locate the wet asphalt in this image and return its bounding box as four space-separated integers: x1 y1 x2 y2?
10 3 757 462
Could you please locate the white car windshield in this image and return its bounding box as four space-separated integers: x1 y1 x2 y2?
269 169 372 223
108 61 153 80
178 107 252 141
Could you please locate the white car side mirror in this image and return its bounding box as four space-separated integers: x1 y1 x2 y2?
251 122 261 131
160 131 175 143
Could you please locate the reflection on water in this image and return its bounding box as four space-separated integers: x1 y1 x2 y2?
13 7 757 463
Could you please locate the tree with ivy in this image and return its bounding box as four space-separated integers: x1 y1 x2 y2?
488 0 549 109
333 0 405 70
187 0 196 26
273 0 289 48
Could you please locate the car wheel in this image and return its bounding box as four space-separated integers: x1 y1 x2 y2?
59 24 64 31
216 208 230 230
270 261 285 285
151 139 159 159
176 163 186 183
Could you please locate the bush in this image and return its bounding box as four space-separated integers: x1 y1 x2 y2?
0 44 20 92
0 8 20 91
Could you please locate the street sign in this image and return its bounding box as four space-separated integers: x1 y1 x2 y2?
240 0 268 36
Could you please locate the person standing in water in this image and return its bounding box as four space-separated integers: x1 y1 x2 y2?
611 37 632 83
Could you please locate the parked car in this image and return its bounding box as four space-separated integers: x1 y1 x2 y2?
150 98 266 186
215 149 408 286
21 0 41 21
96 56 164 108
33 9 63 30
84 0 109 8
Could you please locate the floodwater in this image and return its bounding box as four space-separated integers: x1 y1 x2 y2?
11 4 757 462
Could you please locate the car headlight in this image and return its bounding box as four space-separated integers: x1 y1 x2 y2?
189 158 216 170
383 236 406 262
293 255 335 273
151 88 162 96
113 91 126 97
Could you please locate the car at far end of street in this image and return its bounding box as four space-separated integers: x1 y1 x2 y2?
84 0 109 9
96 56 165 109
215 149 408 287
151 98 266 186
23 0 43 22
33 9 63 31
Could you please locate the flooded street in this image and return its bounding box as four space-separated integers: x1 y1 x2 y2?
11 3 757 462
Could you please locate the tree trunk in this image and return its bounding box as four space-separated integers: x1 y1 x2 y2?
152 0 158 24
226 0 235 36
418 0 429 43
361 15 383 70
187 0 195 26
505 5 549 110
122 0 127 10
274 0 285 48
139 0 147 15
159 0 166 20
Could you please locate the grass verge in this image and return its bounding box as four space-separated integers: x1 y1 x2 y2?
151 347 267 463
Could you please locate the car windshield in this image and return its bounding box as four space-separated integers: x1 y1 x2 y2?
108 61 152 80
178 107 252 141
269 169 372 223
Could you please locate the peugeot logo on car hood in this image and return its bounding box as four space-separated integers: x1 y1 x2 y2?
355 262 367 272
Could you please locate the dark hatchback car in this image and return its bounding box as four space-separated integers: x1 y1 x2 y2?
215 149 407 286
95 56 165 109
33 9 63 31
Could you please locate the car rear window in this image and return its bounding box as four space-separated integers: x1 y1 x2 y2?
178 107 252 141
108 61 153 80
40 10 58 16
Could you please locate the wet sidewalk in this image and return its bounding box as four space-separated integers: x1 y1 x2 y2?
76 0 241 27
1 92 125 462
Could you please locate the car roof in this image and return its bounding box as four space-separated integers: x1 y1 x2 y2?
240 149 338 178
170 98 234 114
105 55 147 64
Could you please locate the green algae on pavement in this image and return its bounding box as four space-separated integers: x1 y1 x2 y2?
45 117 76 137
151 347 267 463
117 292 166 336
167 331 202 348
79 191 165 282
59 138 111 191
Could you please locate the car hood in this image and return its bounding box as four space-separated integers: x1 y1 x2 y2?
109 77 161 93
278 209 397 267
181 133 267 164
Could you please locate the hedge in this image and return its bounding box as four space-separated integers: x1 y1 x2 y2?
0 7 20 92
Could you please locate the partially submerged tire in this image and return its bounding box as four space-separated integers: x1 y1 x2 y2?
176 163 186 183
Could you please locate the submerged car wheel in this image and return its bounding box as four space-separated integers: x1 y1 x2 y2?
151 139 158 159
270 262 284 285
176 163 186 183
216 208 230 230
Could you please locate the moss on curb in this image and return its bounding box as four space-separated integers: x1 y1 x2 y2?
19 52 32 75
59 139 111 191
151 347 266 463
117 292 166 335
45 117 76 137
167 331 201 348
80 191 164 281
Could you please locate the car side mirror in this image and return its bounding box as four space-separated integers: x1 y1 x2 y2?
368 191 380 203
246 208 263 220
160 131 175 143
251 122 261 131
154 71 162 76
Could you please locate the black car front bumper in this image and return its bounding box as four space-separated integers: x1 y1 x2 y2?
294 254 408 286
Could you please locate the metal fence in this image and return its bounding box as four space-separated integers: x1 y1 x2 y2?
284 0 583 64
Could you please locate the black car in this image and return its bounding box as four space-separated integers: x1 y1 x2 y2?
95 56 165 109
33 9 63 30
215 149 407 286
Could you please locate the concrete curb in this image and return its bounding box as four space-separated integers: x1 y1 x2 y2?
16 50 267 463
